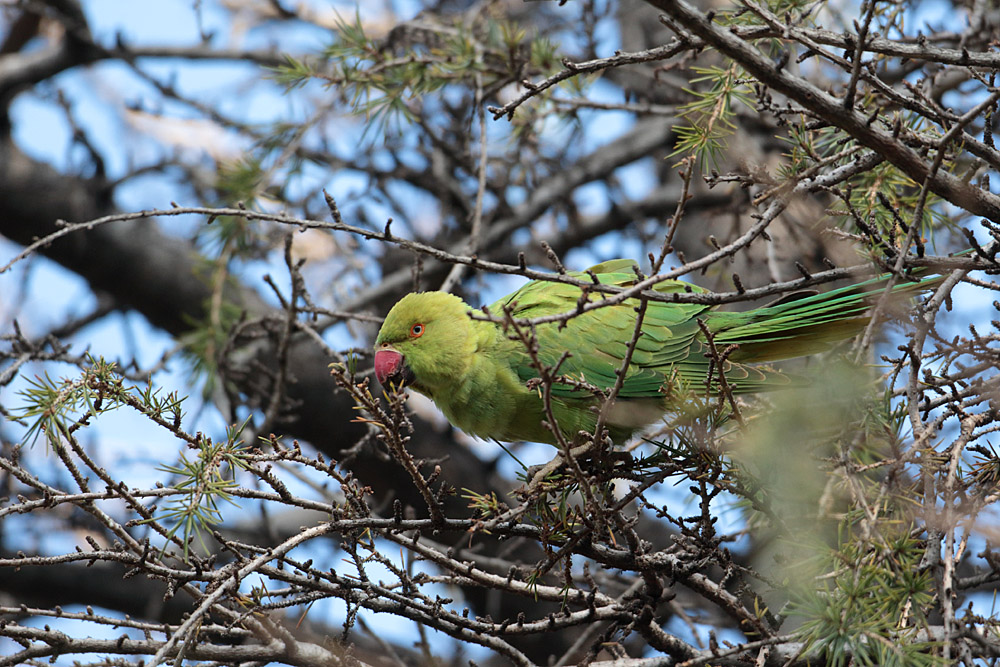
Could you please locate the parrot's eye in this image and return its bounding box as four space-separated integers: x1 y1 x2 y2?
410 323 424 338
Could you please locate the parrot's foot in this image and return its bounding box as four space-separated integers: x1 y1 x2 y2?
524 443 631 489
523 443 594 488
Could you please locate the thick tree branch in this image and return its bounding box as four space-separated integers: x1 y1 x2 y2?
647 0 1000 223
0 134 496 513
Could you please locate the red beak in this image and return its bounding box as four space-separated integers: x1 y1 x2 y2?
374 348 404 386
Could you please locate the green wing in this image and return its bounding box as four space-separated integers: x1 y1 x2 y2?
489 261 780 399
488 260 943 404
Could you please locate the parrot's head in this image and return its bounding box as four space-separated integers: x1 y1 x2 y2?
374 291 477 394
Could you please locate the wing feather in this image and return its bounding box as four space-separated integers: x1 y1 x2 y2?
489 264 730 399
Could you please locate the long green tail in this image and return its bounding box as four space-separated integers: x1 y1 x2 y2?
707 271 946 363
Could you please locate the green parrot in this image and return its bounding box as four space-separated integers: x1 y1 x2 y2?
373 259 939 445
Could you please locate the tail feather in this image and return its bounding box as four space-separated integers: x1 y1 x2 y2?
710 273 944 363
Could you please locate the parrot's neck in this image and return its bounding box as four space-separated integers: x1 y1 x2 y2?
417 318 526 441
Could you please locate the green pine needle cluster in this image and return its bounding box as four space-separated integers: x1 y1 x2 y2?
789 528 940 667
14 356 184 450
149 419 253 561
671 63 754 169
269 11 564 137
13 357 254 563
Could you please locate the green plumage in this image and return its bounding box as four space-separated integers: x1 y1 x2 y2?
373 259 940 445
